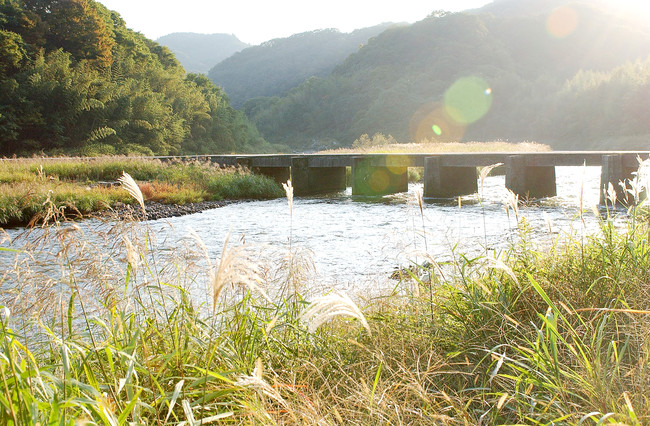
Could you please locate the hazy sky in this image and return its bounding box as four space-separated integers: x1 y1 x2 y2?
96 0 492 44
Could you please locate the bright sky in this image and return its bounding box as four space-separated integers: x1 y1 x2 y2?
95 0 492 45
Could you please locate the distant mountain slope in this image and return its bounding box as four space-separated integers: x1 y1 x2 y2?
156 32 249 74
247 2 650 150
207 24 397 107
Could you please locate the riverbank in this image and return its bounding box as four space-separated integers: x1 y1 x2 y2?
0 157 283 227
1 179 648 423
105 199 243 221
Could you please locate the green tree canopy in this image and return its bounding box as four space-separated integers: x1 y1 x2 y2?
0 0 270 156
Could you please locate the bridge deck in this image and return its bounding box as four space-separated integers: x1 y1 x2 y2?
165 151 650 169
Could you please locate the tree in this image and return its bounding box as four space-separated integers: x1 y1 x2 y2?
34 0 114 68
0 30 25 75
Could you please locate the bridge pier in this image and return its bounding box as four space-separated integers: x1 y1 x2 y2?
505 155 556 198
600 154 639 204
352 156 408 196
424 156 477 198
236 157 290 185
291 157 347 196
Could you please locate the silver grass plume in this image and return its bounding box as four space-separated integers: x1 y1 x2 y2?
282 179 293 217
210 232 270 309
234 358 288 407
187 228 210 262
483 256 519 285
503 189 519 221
606 182 617 207
122 236 139 275
118 172 146 215
301 292 371 335
480 163 503 194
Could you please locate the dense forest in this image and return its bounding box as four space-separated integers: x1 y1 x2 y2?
0 0 269 156
1 0 649 156
243 1 650 150
208 24 396 108
156 32 249 74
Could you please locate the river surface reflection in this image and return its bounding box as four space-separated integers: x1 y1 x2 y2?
144 166 611 289
2 167 625 295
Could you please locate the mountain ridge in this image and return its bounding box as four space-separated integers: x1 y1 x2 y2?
156 32 249 74
244 1 650 150
207 23 398 108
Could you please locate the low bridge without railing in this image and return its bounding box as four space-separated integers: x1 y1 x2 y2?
166 152 650 203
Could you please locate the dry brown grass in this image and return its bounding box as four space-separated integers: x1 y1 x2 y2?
318 140 551 154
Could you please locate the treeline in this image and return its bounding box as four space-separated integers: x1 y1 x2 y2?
0 0 269 156
208 24 396 108
244 3 650 150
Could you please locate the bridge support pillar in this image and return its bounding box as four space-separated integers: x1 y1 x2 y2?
352 156 408 196
424 156 477 198
600 154 640 205
291 157 346 196
505 155 556 198
237 157 290 185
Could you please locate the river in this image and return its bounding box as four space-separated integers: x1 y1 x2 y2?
1 166 629 298
142 166 613 289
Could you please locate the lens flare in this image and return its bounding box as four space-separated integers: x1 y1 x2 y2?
369 169 390 192
547 6 579 38
409 103 465 142
444 76 493 125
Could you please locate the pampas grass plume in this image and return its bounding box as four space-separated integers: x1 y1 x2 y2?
282 179 293 216
301 292 371 335
118 171 146 215
210 232 270 308
503 189 519 221
480 163 503 193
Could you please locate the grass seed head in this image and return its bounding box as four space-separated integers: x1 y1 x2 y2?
282 179 293 216
606 182 617 207
210 232 270 308
301 292 371 335
480 163 503 193
118 171 146 215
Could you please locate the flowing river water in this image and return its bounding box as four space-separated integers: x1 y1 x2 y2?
1 166 629 298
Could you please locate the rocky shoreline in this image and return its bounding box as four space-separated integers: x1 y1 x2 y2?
102 199 242 222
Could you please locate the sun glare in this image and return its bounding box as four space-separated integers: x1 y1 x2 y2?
605 0 650 23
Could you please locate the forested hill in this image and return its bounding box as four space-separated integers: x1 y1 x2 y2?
156 32 249 74
208 24 397 108
247 1 650 151
0 0 269 156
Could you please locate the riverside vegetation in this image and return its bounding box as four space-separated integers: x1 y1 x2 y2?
0 157 283 227
0 167 649 424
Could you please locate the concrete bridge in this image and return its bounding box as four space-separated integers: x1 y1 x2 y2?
185 152 650 203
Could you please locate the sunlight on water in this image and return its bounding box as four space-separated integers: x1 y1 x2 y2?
141 166 611 292
2 167 628 297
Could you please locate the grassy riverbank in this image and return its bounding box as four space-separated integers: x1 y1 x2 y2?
0 157 283 227
1 178 649 424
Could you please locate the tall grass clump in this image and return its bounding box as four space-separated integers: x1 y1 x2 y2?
1 164 650 424
0 157 283 226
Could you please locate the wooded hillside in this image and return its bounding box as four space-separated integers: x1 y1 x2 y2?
245 2 650 150
0 0 269 156
208 24 396 108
